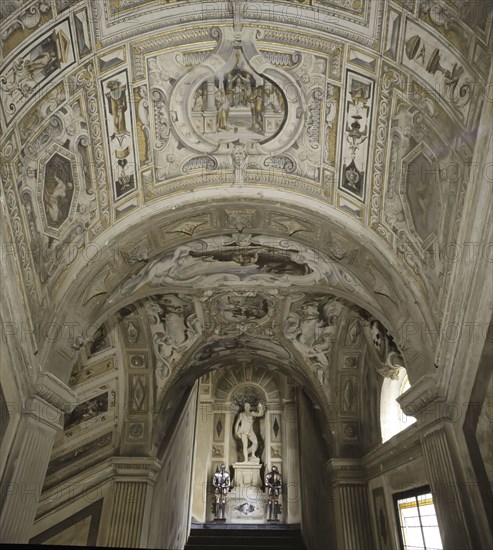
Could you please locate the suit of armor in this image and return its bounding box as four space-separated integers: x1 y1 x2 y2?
266 466 282 521
212 464 230 520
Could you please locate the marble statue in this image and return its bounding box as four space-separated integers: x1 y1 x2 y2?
265 465 282 521
212 463 230 520
235 402 264 463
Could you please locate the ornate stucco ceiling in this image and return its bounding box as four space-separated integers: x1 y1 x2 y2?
1 0 492 483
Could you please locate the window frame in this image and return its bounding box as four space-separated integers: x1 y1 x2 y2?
393 485 442 550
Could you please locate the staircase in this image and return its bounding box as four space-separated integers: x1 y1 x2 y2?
184 524 305 550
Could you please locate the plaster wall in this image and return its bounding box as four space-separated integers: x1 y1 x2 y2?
368 455 428 550
147 384 198 550
297 390 335 550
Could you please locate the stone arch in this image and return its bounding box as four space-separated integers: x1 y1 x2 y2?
39 192 435 389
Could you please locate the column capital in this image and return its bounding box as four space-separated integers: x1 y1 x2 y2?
326 458 366 484
32 372 78 412
111 457 162 483
21 373 78 431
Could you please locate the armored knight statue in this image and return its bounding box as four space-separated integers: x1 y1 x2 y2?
265 465 282 521
212 463 230 521
234 402 264 463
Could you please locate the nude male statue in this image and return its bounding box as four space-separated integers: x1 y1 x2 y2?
235 402 264 462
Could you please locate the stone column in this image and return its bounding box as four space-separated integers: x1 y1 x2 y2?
0 374 76 543
104 458 160 548
327 459 374 549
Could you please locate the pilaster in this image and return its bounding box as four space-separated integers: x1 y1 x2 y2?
420 424 473 550
398 374 483 549
0 374 77 543
103 457 161 548
326 459 374 549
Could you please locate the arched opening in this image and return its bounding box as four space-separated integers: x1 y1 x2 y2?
380 369 416 443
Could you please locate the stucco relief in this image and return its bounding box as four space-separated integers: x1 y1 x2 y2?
285 295 343 385
190 50 286 143
145 294 202 394
147 26 304 183
364 318 404 379
17 97 98 284
403 146 439 245
109 230 382 330
210 292 271 325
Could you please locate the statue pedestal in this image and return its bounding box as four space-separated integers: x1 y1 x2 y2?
263 111 282 134
202 111 217 133
226 462 267 523
233 461 262 488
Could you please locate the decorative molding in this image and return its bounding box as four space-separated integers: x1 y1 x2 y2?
32 372 78 413
397 374 441 417
111 456 161 479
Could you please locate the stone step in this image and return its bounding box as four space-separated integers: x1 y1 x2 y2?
184 526 305 550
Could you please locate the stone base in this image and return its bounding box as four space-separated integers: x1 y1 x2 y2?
224 462 266 523
263 111 283 133
226 490 267 523
233 461 262 489
202 111 217 133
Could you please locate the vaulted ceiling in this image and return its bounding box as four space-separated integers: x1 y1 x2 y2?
1 0 492 482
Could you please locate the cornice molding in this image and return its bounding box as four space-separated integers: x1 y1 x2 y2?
326 458 366 484
397 374 443 417
32 372 78 413
111 456 162 482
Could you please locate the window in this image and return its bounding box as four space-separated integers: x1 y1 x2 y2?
380 368 417 443
394 487 443 550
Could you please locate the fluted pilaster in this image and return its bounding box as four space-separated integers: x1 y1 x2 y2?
421 425 473 550
327 459 373 549
0 389 74 543
104 458 160 548
107 482 148 547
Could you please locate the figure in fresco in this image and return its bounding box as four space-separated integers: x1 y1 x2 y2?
234 72 252 105
1 35 60 98
43 154 75 228
212 463 230 520
249 85 264 131
232 74 243 107
106 79 128 136
225 71 235 104
235 402 264 462
45 175 73 224
192 88 204 112
216 90 230 130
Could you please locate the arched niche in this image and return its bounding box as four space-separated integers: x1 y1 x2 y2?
189 362 303 524
213 365 284 468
